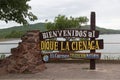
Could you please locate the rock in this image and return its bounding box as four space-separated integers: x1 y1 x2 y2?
0 30 46 74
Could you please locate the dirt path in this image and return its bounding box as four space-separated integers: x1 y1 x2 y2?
0 63 120 80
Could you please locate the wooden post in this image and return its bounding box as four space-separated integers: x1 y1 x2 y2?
90 12 96 70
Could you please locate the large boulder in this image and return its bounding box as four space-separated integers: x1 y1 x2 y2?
0 30 46 74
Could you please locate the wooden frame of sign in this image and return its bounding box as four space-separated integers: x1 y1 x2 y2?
90 12 96 69
39 12 104 70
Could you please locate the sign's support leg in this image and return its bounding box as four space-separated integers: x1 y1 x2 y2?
90 12 96 70
90 59 95 69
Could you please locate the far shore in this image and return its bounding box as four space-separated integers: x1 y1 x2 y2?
0 38 21 42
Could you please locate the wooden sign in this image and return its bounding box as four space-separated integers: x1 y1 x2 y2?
40 39 103 51
39 12 104 70
40 29 99 39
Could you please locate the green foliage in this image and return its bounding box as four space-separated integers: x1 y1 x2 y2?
0 0 37 25
0 54 6 60
45 15 89 30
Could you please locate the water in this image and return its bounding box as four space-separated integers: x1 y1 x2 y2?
98 34 120 59
94 34 120 53
0 34 120 59
0 39 21 57
0 39 21 53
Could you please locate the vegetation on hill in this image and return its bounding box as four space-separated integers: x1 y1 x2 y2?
0 23 46 39
0 23 120 39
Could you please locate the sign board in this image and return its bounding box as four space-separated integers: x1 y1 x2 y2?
40 39 103 51
42 52 101 62
40 29 99 39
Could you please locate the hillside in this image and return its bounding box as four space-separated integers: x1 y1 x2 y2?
0 23 120 39
0 23 46 39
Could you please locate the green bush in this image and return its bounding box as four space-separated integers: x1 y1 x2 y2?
0 54 6 60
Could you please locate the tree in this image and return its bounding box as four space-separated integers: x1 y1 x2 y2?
0 0 37 25
45 15 89 41
45 15 89 30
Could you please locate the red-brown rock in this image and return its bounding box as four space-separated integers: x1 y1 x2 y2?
0 30 46 74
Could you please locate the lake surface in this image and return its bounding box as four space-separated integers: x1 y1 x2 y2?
0 34 120 59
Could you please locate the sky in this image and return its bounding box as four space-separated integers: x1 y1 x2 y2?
0 0 120 30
